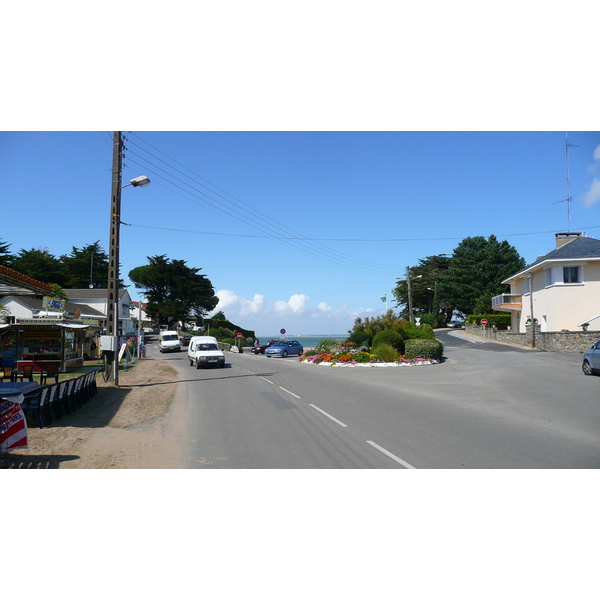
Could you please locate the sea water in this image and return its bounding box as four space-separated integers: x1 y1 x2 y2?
258 334 348 349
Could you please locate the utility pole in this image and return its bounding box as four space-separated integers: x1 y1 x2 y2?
528 273 536 349
107 131 123 385
406 266 414 323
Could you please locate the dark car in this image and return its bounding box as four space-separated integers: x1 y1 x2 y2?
251 340 277 354
181 334 192 347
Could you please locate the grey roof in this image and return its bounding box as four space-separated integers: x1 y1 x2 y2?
0 294 104 317
505 236 600 282
526 236 600 268
66 288 128 299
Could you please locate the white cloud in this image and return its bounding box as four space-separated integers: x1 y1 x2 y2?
583 178 600 208
583 146 600 206
210 289 379 335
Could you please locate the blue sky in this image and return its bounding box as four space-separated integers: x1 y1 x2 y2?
1 131 599 336
2 3 599 336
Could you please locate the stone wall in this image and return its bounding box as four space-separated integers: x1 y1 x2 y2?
464 324 599 353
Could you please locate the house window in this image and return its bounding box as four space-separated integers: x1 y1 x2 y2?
563 266 580 284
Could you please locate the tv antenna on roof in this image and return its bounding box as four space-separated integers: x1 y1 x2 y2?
554 132 578 232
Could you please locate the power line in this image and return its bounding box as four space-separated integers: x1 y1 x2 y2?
123 136 404 276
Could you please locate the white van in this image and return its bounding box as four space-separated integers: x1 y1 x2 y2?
159 330 181 353
187 336 226 369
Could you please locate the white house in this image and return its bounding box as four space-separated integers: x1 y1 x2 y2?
66 289 135 335
493 232 600 333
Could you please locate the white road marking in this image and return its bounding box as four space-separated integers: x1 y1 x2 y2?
366 441 416 469
260 376 275 385
309 404 348 427
279 386 301 399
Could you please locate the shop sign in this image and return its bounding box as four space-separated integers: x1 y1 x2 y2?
42 296 65 311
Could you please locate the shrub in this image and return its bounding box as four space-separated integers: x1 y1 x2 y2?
466 314 511 326
345 329 371 347
404 339 443 360
418 313 438 328
372 330 404 353
372 342 398 362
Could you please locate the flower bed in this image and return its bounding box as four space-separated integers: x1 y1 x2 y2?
299 345 438 367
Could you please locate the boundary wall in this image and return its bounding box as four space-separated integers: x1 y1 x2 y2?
464 324 599 353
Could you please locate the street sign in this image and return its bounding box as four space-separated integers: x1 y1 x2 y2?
280 328 286 335
481 319 488 326
236 332 243 339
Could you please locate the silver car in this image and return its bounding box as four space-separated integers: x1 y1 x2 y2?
582 340 600 375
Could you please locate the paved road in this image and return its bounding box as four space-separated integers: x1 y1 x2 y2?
151 333 600 468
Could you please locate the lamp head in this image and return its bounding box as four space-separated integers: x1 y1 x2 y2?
129 175 151 187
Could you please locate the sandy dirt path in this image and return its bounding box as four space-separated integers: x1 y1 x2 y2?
1 356 186 469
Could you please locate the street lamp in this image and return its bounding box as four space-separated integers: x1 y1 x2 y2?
106 131 150 385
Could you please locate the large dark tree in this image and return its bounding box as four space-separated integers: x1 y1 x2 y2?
0 239 15 267
129 255 219 328
61 241 110 289
437 235 525 316
393 255 452 322
10 248 67 286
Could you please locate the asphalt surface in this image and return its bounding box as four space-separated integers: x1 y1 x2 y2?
150 332 600 468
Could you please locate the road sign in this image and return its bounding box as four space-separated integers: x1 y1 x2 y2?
280 328 286 335
236 332 243 339
481 319 488 326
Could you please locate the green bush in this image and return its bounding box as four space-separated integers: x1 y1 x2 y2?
372 330 404 353
466 314 511 326
404 339 443 360
418 313 438 328
398 320 435 341
372 342 398 362
345 330 371 347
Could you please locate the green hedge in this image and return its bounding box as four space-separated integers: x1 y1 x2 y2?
466 314 511 326
404 339 443 360
372 330 404 353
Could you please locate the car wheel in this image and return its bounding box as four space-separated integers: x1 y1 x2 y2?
267 355 271 358
582 360 594 375
196 360 201 369
282 351 288 358
189 358 194 366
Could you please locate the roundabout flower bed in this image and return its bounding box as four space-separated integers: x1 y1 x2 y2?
299 347 438 368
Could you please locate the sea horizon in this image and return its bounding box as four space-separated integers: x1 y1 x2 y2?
256 334 348 348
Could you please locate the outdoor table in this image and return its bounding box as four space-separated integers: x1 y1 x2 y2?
0 382 40 453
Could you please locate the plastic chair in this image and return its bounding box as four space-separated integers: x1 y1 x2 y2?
40 363 60 384
46 383 61 420
54 380 70 416
63 378 78 413
21 386 49 428
0 365 15 382
16 364 36 382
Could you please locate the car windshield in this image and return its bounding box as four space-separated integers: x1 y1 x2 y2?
163 335 178 341
273 341 289 347
199 344 218 351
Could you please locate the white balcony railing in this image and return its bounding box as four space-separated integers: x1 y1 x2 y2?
492 294 522 308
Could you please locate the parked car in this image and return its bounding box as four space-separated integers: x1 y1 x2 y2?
265 340 304 358
251 340 277 354
582 340 600 375
181 334 192 347
187 335 226 369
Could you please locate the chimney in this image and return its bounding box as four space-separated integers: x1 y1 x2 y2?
555 232 583 249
